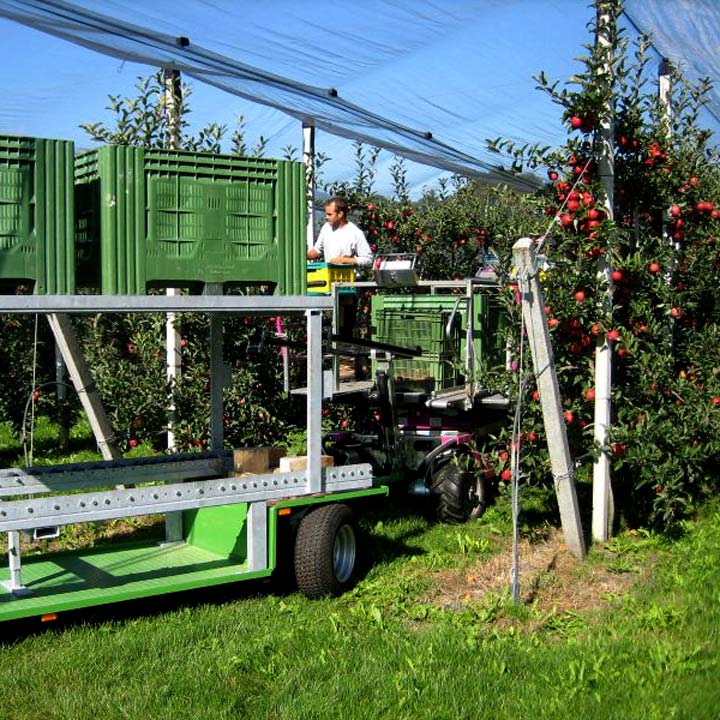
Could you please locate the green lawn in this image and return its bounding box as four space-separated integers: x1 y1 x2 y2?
0 486 718 719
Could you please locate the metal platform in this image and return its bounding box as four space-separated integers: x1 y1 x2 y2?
0 539 262 622
425 388 509 411
291 380 373 398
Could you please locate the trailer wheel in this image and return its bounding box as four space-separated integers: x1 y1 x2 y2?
433 455 488 523
294 504 358 598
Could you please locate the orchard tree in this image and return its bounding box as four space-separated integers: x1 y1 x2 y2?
485 1 720 529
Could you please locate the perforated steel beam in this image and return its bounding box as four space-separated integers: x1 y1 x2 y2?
0 463 373 533
0 295 333 314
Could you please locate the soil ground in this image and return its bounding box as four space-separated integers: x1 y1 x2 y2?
425 528 655 621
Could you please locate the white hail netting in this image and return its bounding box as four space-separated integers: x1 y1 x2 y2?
624 0 720 126
0 0 719 195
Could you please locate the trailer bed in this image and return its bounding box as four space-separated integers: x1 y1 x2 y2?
0 539 266 622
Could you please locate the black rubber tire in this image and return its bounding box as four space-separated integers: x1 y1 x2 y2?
294 504 358 599
432 455 488 524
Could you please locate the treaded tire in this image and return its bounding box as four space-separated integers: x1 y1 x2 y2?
432 455 488 524
294 504 358 599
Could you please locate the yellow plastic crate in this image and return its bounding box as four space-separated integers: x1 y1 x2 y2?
306 262 355 294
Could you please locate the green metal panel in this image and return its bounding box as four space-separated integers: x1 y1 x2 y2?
183 502 249 559
74 146 306 294
0 540 270 623
0 135 75 293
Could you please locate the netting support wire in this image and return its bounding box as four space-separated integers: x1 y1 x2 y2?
25 314 41 466
510 293 529 604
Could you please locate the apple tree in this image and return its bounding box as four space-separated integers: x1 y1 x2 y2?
484 7 720 529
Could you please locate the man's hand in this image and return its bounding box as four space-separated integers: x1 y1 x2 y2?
329 256 354 265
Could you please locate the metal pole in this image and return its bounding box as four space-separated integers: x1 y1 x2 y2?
659 57 673 132
163 68 182 151
306 309 323 493
206 283 226 452
5 531 28 595
592 0 616 543
164 68 182 453
303 123 316 250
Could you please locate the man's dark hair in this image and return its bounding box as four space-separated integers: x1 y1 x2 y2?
326 196 349 216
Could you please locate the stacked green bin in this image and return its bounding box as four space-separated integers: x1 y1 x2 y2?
0 135 75 293
371 292 507 391
377 305 461 391
74 145 306 294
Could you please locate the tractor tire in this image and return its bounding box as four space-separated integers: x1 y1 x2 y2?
294 504 358 599
432 455 489 524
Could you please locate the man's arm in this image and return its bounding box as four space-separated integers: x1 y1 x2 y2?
353 228 374 266
307 226 326 260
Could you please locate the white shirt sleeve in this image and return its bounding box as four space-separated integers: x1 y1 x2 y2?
312 223 329 255
352 227 373 266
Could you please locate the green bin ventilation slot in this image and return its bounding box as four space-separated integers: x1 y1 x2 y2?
74 145 306 294
0 135 75 294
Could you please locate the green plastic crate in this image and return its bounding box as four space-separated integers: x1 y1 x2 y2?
74 145 306 294
0 135 75 293
371 291 508 389
393 353 462 392
375 308 455 353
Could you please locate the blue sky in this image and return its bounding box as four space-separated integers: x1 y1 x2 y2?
0 1 714 197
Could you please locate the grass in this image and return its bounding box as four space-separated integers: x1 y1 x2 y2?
0 416 105 467
0 419 719 718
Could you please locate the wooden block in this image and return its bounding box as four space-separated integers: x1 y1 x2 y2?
278 455 334 473
233 447 286 474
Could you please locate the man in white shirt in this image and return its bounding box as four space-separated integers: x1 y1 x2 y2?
307 197 373 266
307 197 372 372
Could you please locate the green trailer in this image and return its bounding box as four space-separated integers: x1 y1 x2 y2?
0 454 385 623
0 293 385 624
